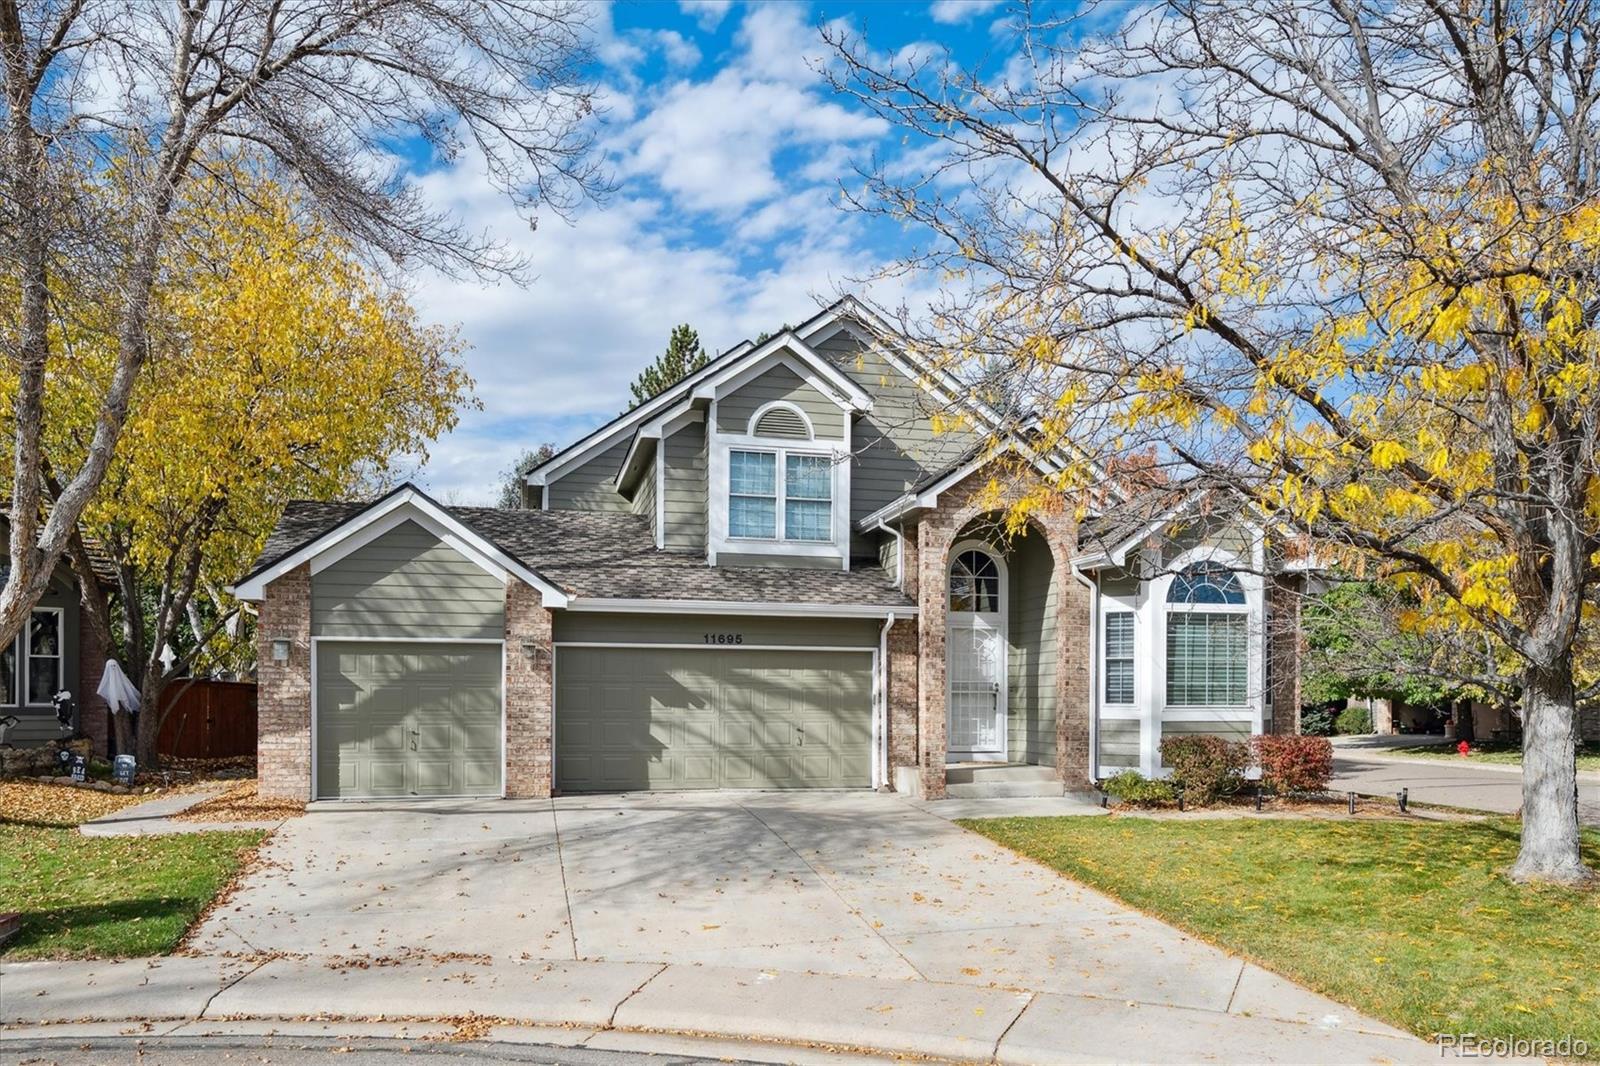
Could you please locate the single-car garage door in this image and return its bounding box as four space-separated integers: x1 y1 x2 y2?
555 647 871 791
315 642 502 799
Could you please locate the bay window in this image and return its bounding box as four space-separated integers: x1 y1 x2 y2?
727 448 833 542
1165 563 1248 706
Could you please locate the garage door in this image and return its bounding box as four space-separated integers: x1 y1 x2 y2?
315 642 502 799
555 647 871 791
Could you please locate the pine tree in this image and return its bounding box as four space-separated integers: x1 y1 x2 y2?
628 324 709 408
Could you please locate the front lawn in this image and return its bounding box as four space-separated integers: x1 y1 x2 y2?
1375 741 1600 773
962 815 1600 1047
0 781 265 959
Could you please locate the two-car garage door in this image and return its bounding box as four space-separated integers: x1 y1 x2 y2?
555 647 872 791
314 642 873 797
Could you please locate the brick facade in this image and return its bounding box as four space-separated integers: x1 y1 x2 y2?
504 579 554 798
257 564 312 800
1266 576 1303 735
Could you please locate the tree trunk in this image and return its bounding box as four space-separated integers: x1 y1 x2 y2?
112 711 135 758
1513 662 1595 884
135 674 166 768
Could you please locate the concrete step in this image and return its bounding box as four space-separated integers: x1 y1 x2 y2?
945 764 1059 785
946 780 1066 799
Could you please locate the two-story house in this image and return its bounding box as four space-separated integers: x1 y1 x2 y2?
236 298 1301 801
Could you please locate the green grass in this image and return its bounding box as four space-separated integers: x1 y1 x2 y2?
1376 741 1600 773
961 815 1600 1047
0 817 264 959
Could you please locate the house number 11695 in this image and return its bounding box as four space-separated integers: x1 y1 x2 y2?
702 632 744 645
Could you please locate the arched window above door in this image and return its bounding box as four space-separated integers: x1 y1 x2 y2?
949 549 1001 614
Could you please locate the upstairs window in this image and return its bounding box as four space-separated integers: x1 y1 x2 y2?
1165 563 1248 706
728 448 834 542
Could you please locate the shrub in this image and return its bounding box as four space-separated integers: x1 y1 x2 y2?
1252 735 1335 794
1299 704 1338 736
1099 770 1176 806
1335 704 1374 735
1159 735 1249 805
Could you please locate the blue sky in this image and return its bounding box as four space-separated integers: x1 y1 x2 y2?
403 0 1018 503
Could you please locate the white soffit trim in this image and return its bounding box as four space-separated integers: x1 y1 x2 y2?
231 489 570 607
563 597 916 619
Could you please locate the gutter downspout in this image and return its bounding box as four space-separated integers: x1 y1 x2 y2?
876 610 897 790
875 516 905 590
1072 567 1098 787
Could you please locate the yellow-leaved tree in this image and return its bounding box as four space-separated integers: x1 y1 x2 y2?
12 171 473 764
828 0 1600 882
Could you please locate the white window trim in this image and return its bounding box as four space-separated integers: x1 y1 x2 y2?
23 606 64 708
0 630 19 708
706 398 851 569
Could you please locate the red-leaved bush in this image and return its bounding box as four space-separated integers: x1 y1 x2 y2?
1252 735 1335 794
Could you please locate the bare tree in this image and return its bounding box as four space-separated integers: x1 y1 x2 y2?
827 0 1600 883
1 0 604 656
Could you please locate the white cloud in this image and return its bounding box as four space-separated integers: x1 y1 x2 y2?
679 0 734 31
395 2 936 503
929 0 1002 25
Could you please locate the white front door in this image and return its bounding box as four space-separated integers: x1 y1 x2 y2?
947 546 1007 761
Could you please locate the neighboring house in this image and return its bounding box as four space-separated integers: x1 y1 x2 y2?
235 298 1303 802
0 519 116 753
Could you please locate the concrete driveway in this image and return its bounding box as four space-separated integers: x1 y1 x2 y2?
191 791 1352 1016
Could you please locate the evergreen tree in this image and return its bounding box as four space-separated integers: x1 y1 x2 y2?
628 324 709 408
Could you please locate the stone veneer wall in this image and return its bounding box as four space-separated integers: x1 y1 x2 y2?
504 579 554 798
257 564 312 799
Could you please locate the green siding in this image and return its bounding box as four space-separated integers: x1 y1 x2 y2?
715 363 845 440
1099 565 1141 599
312 521 504 640
553 612 880 648
1160 718 1253 739
814 331 982 557
316 642 502 799
556 646 871 791
662 420 707 552
3 570 82 745
547 440 631 511
1006 530 1057 765
630 447 658 537
1097 718 1140 770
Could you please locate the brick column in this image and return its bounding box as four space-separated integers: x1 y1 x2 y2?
887 617 919 776
1267 577 1302 734
257 564 312 799
504 579 553 798
916 517 949 798
1052 539 1092 787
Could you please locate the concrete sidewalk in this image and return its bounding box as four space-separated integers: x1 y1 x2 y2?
0 953 1441 1064
77 783 287 837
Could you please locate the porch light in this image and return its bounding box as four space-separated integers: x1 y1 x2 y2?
271 639 292 663
521 641 548 665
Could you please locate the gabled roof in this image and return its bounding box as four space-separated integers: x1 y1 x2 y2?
607 330 874 491
524 300 874 492
236 490 913 614
230 484 570 606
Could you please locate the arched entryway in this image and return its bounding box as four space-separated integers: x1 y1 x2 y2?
943 517 1060 769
